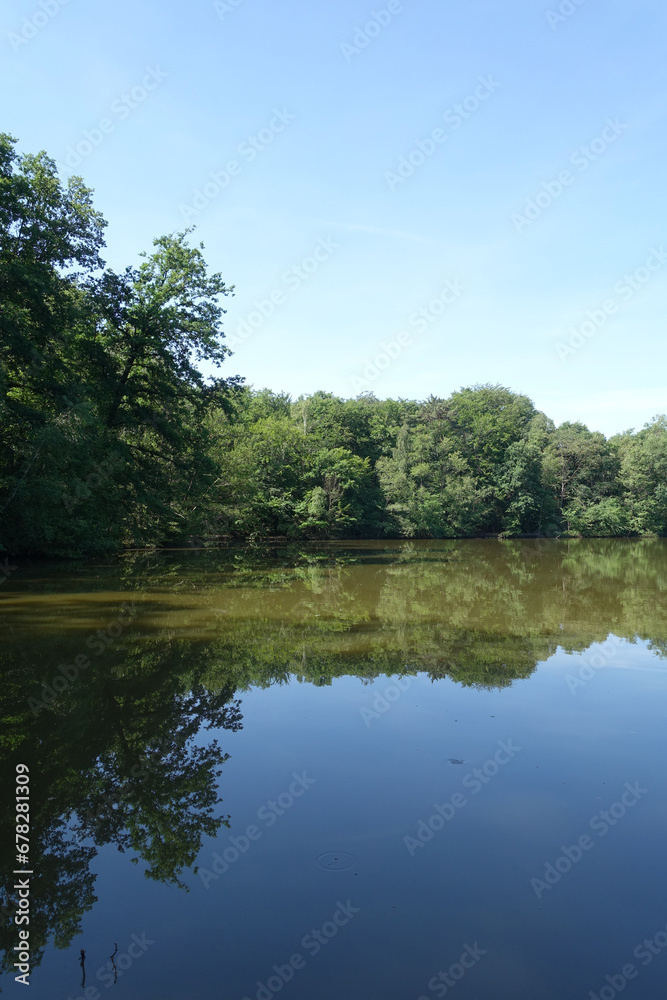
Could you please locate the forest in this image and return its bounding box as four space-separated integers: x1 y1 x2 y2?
2 133 666 557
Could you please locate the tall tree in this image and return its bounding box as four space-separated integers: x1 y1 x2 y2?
0 134 240 554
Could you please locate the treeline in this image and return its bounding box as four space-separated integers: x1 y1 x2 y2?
205 387 666 541
1 134 666 556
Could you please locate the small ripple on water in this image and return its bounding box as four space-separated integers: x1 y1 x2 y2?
316 852 355 871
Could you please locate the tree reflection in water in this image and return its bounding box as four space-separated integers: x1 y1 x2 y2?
1 537 666 982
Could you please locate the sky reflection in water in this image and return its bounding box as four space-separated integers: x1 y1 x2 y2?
1 539 666 999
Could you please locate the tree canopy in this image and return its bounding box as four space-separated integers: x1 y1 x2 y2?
1 134 666 556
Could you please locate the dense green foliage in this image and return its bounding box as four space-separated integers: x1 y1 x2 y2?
0 134 240 556
2 135 666 555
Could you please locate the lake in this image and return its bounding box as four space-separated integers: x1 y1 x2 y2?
1 539 666 999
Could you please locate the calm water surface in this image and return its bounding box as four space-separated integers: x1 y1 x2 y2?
1 539 666 999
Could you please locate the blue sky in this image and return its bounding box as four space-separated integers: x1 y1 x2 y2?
3 0 666 436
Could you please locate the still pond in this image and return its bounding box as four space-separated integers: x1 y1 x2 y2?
1 539 666 999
